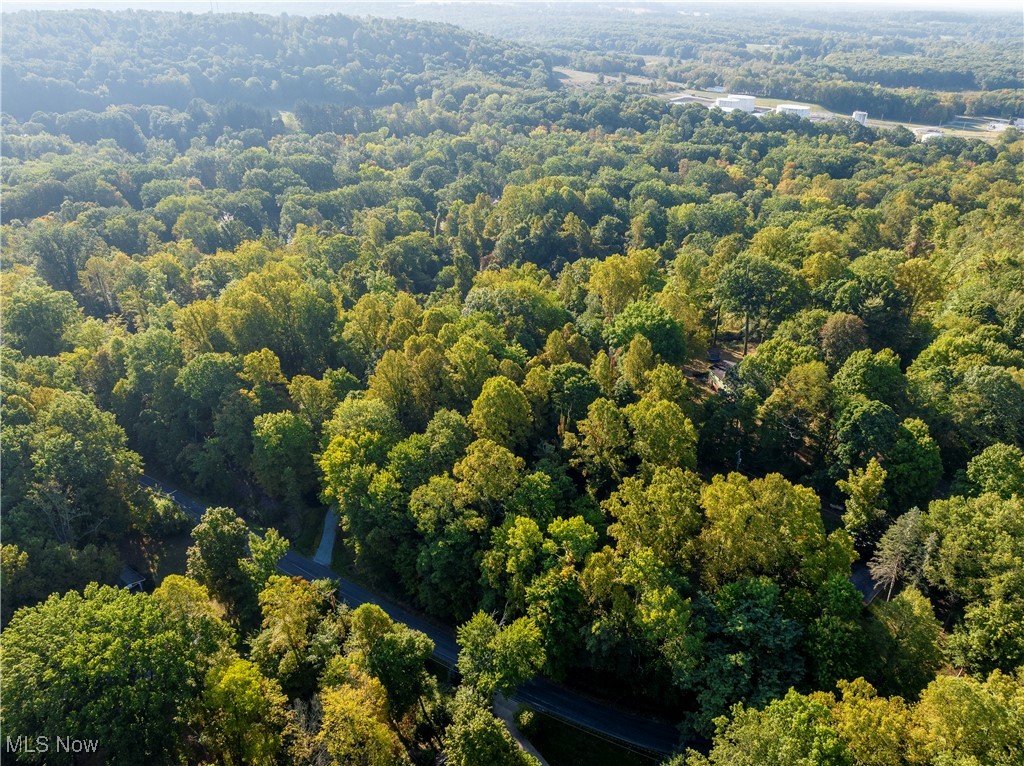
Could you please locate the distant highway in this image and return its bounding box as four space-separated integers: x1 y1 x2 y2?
140 474 681 756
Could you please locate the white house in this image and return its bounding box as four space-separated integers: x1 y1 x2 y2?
852 111 868 126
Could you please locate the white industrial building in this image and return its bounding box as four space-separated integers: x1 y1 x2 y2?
714 94 756 113
776 103 811 118
852 111 868 126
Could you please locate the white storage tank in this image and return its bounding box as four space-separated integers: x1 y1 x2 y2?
776 104 811 118
715 94 756 113
730 95 756 112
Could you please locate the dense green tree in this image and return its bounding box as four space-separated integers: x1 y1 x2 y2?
686 578 806 737
386 408 472 492
186 506 252 621
445 335 498 408
346 604 436 722
829 398 900 479
738 338 819 397
826 678 913 766
453 438 524 516
950 366 1024 454
912 670 1024 766
587 250 657 320
965 443 1024 498
4 389 141 548
567 397 631 489
22 218 103 295
885 418 942 511
757 360 831 472
605 467 702 573
716 254 806 354
626 396 698 471
1 279 81 357
317 667 410 766
152 575 235 671
319 429 391 549
685 689 854 766
924 493 1024 603
287 374 339 436
547 362 602 429
946 572 1024 677
468 376 533 453
605 299 687 363
831 349 906 411
481 515 548 612
456 611 546 696
867 589 943 698
805 576 868 690
408 474 488 619
525 563 588 677
443 687 540 766
176 352 243 437
250 575 335 695
0 585 199 765
251 411 317 503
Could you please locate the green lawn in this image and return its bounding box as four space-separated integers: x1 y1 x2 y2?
138 530 191 586
524 711 661 766
754 95 831 113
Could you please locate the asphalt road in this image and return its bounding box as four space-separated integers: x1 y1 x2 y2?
850 563 882 603
140 474 682 755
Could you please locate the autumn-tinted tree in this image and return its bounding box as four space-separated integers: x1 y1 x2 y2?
199 658 295 766
699 473 853 592
837 458 888 545
316 665 410 766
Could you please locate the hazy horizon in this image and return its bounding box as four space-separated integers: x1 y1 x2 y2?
3 0 1022 14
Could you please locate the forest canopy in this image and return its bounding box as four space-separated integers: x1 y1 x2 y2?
1 7 1023 766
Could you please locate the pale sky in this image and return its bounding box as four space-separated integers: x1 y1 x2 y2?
2 0 1022 10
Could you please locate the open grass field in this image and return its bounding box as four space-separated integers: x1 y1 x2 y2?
669 88 832 114
554 67 664 89
867 116 1007 143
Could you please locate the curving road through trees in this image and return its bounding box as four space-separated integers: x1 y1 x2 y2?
140 474 681 756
